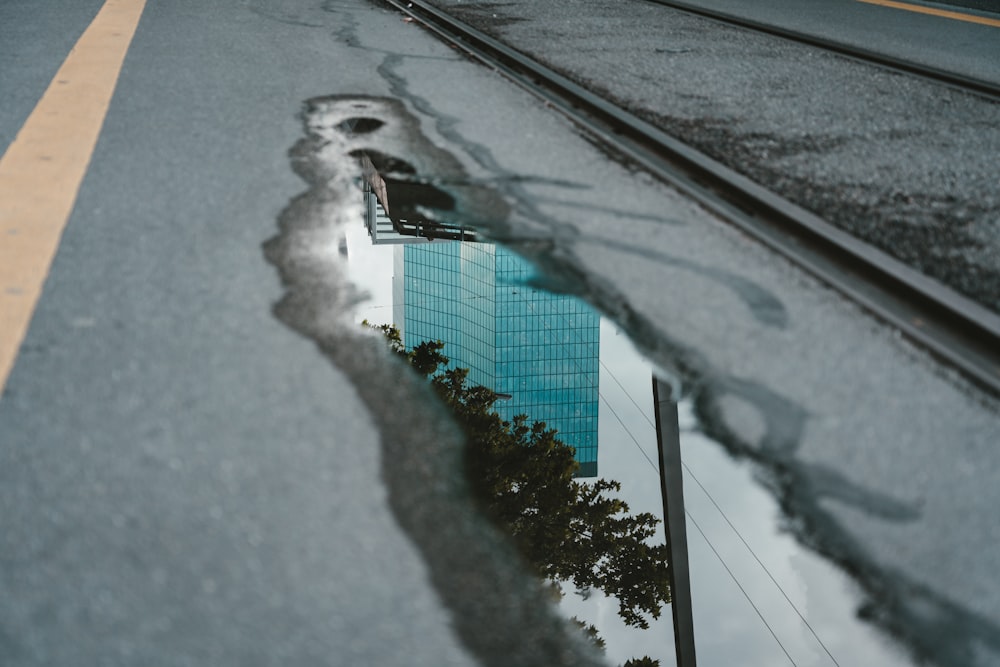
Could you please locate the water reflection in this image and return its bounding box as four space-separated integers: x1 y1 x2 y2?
361 150 475 242
364 173 601 477
346 158 916 667
360 165 675 663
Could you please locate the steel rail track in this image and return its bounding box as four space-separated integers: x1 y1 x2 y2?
383 0 1000 396
643 0 1000 102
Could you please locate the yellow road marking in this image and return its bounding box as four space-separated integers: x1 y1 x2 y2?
857 0 1000 28
0 0 147 396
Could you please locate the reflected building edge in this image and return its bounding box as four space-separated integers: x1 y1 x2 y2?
362 171 600 476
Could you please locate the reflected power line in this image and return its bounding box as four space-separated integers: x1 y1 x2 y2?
601 343 840 667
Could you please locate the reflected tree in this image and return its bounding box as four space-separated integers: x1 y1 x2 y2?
372 324 672 633
571 617 607 652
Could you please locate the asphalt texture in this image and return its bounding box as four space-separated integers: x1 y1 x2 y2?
0 0 107 152
429 0 1000 313
640 0 1000 85
1 2 480 665
3 1 1000 667
944 0 1000 11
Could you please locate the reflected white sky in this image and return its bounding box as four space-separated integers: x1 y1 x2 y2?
342 218 913 667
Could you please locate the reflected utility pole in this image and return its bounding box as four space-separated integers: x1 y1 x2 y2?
653 377 697 667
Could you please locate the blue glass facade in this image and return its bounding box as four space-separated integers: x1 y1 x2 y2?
396 241 600 477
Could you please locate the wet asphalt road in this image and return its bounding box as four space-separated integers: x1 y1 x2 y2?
430 0 1000 312
628 0 1000 84
2 2 477 665
0 0 107 152
2 1 1000 666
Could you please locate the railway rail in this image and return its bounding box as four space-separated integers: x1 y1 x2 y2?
382 0 1000 396
643 0 1000 101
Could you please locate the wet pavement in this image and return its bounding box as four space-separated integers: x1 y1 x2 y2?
268 66 1000 663
262 9 1000 662
3 1 1000 666
426 0 1000 312
344 204 915 666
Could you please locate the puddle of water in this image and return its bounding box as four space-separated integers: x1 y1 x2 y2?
342 180 913 667
271 92 916 667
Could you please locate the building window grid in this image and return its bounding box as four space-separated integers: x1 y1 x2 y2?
401 241 600 473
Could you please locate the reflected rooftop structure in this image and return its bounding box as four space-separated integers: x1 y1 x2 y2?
361 153 477 243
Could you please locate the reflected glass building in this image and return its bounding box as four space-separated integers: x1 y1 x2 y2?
393 240 600 476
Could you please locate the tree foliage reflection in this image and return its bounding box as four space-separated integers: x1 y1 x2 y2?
373 324 672 645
